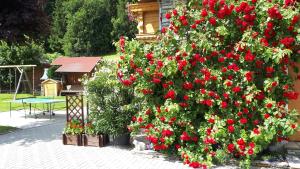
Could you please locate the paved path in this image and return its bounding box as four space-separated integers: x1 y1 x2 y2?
0 111 192 169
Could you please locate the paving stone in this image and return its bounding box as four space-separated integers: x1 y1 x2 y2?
285 142 300 150
287 155 300 169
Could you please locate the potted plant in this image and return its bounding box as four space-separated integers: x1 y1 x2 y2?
83 120 109 147
84 61 135 146
62 119 83 146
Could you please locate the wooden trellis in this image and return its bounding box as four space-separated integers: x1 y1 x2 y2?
66 95 85 127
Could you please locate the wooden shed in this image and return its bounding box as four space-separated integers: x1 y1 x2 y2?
41 79 62 97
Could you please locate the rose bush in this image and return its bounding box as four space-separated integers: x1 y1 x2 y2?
117 0 300 168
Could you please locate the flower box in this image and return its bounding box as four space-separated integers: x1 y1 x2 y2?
62 134 82 146
83 134 109 147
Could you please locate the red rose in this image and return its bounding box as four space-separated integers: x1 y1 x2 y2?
183 82 193 90
189 162 201 168
227 119 235 125
165 12 171 19
164 90 176 100
249 142 255 148
240 118 248 124
245 50 255 62
268 6 283 20
245 72 253 81
183 95 189 101
201 9 208 17
248 148 254 155
162 129 174 137
227 143 235 153
237 138 245 145
232 86 241 93
228 125 235 133
266 103 273 109
221 101 228 109
180 131 190 141
146 52 153 60
208 118 215 124
209 17 217 26
205 99 213 107
264 113 270 119
253 128 260 134
280 37 295 48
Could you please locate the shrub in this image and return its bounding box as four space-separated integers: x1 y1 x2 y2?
117 0 300 168
85 61 135 136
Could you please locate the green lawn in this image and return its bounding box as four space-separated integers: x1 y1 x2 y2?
0 94 66 112
102 52 119 61
0 125 18 134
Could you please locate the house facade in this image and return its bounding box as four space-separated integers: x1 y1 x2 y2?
128 0 185 42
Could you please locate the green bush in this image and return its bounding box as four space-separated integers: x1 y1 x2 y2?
85 61 135 136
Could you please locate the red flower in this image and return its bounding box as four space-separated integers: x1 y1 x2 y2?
227 119 235 125
183 95 189 101
267 6 283 20
237 138 245 145
240 118 248 124
248 148 254 155
266 67 274 74
152 77 161 84
221 101 228 109
253 128 260 134
122 79 133 86
162 129 174 137
280 37 295 48
232 86 241 93
165 12 171 19
205 99 213 107
180 131 190 141
164 90 176 100
183 82 193 90
146 53 153 60
245 72 253 81
264 113 270 119
228 125 235 133
245 50 255 62
266 103 273 109
209 17 217 26
208 118 215 124
189 162 201 168
172 9 178 16
249 142 255 148
201 9 208 17
227 143 235 153
137 117 143 123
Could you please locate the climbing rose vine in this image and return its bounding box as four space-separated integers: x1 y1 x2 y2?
117 0 300 168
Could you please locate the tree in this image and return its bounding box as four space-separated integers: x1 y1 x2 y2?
0 0 49 43
63 0 113 56
111 0 137 42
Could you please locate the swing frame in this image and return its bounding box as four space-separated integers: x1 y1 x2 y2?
0 65 36 100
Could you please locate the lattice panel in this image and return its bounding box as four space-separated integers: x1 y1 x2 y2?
66 95 84 127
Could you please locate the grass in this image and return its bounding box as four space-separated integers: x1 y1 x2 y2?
0 125 18 135
0 93 66 112
102 52 119 61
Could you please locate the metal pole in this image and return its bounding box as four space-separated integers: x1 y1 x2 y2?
9 69 12 94
33 67 35 96
14 67 23 100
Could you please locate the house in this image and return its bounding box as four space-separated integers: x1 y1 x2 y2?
51 57 101 95
128 0 185 42
128 0 300 141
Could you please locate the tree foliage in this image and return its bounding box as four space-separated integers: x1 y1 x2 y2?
0 0 49 43
49 0 137 56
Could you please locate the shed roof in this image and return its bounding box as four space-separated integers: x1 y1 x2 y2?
41 79 60 84
51 57 101 73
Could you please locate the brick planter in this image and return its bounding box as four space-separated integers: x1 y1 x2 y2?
62 134 82 146
83 134 109 147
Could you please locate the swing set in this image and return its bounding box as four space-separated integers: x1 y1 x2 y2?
0 65 36 100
